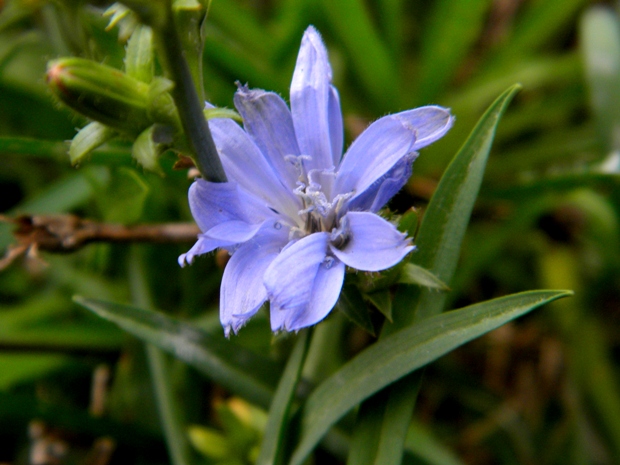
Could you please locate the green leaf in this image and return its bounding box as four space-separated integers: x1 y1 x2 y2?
73 296 281 409
319 0 398 111
346 383 414 465
405 421 465 465
288 290 572 465
347 84 523 465
256 330 311 465
69 122 116 165
398 263 449 291
415 0 493 103
336 285 375 336
490 0 589 67
580 6 620 152
411 84 522 321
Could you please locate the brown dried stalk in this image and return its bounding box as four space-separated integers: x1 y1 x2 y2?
0 214 199 270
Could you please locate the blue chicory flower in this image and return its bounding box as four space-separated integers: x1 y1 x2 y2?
180 26 454 336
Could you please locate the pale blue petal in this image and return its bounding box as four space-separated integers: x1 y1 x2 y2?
264 232 339 331
330 212 414 271
290 26 338 173
220 222 289 336
286 257 344 331
409 105 455 150
188 180 271 232
178 234 234 267
234 86 300 189
335 106 453 199
208 115 300 218
328 85 344 166
206 221 263 243
346 153 417 213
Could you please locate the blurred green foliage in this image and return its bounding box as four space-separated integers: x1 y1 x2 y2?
1 0 620 464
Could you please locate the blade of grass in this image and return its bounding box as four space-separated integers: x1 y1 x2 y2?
319 0 398 111
488 0 590 68
128 247 193 465
414 0 493 104
73 296 281 408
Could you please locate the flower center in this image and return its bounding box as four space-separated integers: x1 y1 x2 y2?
285 155 352 241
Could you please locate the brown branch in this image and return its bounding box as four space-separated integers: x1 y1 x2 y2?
0 214 199 269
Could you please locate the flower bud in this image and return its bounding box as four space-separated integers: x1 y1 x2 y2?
46 58 150 134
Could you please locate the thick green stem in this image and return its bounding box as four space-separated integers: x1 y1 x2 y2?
153 2 226 182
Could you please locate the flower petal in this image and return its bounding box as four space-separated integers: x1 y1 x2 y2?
409 105 455 151
220 222 289 336
290 26 341 173
178 234 233 267
206 221 263 243
335 106 453 199
234 86 300 189
264 232 343 331
285 257 344 331
330 212 413 271
346 153 417 213
328 85 344 165
208 115 300 218
188 179 271 232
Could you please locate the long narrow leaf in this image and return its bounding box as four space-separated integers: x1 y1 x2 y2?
73 296 281 408
289 290 572 465
320 0 398 110
412 84 522 321
415 0 492 104
256 330 311 465
348 84 523 465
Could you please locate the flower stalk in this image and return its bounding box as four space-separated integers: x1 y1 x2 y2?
150 0 226 182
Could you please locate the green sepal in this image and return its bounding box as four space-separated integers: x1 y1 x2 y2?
336 285 376 336
125 24 154 83
354 261 406 295
47 58 150 135
204 107 243 122
147 77 180 127
398 208 419 236
104 3 140 42
398 263 450 291
132 125 168 173
116 0 168 29
365 289 393 322
69 122 116 166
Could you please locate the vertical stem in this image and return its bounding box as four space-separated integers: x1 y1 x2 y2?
153 1 226 182
128 247 194 465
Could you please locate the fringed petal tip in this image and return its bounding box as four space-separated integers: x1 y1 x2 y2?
223 316 251 338
178 253 190 268
300 26 332 79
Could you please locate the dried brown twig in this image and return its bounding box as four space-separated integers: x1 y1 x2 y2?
0 214 199 270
